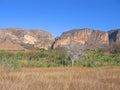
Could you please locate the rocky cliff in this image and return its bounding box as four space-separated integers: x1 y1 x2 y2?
53 28 109 50
108 29 120 43
0 28 54 50
0 28 120 51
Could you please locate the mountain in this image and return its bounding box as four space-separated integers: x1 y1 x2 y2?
0 28 54 50
0 28 120 51
53 28 109 50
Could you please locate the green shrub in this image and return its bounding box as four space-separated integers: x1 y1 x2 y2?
74 50 120 67
0 49 120 69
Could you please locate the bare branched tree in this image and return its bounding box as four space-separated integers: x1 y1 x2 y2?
63 42 86 66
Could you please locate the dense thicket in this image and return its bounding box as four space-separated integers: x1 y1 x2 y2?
0 47 120 70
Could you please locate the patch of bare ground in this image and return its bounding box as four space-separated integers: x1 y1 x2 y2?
0 67 120 90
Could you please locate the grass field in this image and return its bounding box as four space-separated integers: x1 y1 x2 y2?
0 67 120 90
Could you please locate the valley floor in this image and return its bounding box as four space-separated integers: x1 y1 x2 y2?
0 67 120 90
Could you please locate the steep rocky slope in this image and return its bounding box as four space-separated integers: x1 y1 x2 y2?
0 28 120 51
53 28 109 50
0 28 54 50
108 29 120 43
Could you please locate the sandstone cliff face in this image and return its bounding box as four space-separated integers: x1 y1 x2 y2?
0 28 120 51
0 28 54 50
109 29 120 43
53 28 109 49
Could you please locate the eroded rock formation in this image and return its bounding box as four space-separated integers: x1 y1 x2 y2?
53 28 109 50
0 28 54 50
0 28 120 51
108 29 120 43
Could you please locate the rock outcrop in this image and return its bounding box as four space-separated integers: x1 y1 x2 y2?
0 28 120 51
108 29 120 43
0 28 54 50
53 28 109 50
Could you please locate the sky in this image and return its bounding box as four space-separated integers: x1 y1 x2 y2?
0 0 120 37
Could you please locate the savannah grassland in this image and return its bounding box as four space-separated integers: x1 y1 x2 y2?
0 67 120 90
0 48 120 90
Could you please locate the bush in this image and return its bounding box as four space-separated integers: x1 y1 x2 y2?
74 50 120 67
0 49 120 69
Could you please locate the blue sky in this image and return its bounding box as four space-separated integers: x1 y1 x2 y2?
0 0 120 37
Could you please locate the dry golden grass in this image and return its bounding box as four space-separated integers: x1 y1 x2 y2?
0 67 120 90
